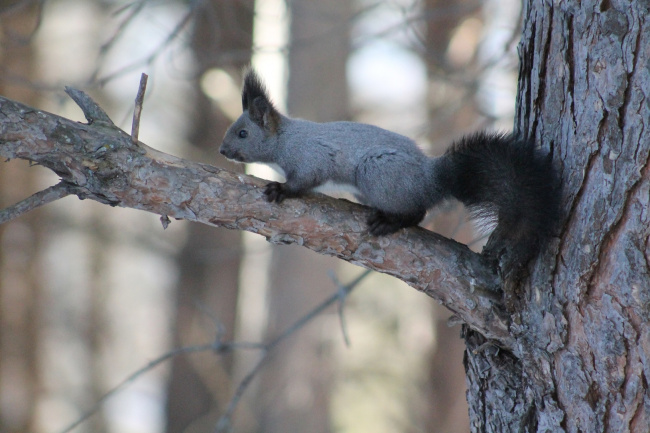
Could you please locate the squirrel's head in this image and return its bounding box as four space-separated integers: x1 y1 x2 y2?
220 69 282 163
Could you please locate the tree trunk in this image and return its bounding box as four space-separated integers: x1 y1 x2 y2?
164 1 253 431
0 4 45 432
253 2 350 432
423 0 482 431
463 1 650 431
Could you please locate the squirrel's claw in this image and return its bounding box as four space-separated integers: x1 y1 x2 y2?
366 211 402 236
367 209 426 236
264 182 286 203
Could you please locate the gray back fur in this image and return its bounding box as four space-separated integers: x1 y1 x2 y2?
220 69 446 216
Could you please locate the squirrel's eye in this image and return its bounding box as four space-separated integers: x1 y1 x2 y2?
238 130 248 138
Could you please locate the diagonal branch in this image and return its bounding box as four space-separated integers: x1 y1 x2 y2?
0 180 75 224
0 90 513 348
130 72 148 144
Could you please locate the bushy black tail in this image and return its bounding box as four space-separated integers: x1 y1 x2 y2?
440 131 560 274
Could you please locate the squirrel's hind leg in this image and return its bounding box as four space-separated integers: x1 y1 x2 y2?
367 209 426 236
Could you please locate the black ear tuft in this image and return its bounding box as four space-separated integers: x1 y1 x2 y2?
242 68 272 112
241 68 281 133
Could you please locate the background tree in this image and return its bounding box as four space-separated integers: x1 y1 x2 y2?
164 1 253 431
250 1 350 432
423 0 487 430
0 3 42 432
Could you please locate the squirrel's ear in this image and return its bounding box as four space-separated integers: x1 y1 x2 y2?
242 68 268 111
241 69 280 133
250 96 280 134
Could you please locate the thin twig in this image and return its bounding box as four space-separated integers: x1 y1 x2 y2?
0 181 74 225
329 268 372 347
102 1 146 53
57 344 214 433
131 73 148 144
95 9 193 86
214 351 267 433
57 337 266 433
214 270 369 432
328 270 350 346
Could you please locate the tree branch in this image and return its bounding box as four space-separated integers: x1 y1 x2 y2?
0 180 75 224
130 72 148 144
0 91 512 347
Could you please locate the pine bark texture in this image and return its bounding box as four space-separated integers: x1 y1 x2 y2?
463 0 650 431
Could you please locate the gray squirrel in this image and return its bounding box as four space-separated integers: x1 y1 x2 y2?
220 69 560 271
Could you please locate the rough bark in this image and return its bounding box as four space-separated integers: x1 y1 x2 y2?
463 0 650 431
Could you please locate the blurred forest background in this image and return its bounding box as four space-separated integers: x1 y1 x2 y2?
0 0 520 432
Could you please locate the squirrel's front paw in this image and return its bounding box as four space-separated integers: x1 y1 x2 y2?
367 209 426 236
264 182 286 203
367 210 401 236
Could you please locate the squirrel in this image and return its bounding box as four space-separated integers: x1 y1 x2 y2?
220 69 560 274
